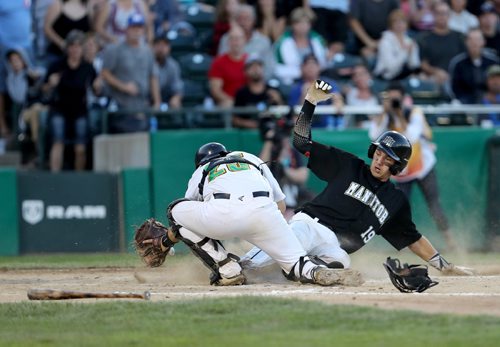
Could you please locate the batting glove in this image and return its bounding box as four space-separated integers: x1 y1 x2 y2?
305 79 334 105
428 252 476 276
441 264 476 276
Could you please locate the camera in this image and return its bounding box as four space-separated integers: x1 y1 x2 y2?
259 111 295 179
258 111 295 144
390 98 402 109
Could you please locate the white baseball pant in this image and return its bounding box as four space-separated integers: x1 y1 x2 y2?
171 196 318 279
242 212 351 269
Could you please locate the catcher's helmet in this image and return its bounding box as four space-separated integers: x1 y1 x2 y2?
195 142 229 167
368 131 412 175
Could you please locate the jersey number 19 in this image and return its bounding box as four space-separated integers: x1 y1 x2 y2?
361 225 376 243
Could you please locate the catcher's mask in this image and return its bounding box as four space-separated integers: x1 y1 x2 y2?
368 130 412 175
195 142 229 167
383 257 439 293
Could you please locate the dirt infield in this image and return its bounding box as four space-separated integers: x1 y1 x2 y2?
1 253 500 317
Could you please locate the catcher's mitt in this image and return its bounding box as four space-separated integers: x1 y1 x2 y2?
134 218 173 267
383 257 438 293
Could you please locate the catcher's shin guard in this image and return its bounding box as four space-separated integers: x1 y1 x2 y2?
284 256 318 283
209 271 246 286
166 198 245 285
177 232 245 286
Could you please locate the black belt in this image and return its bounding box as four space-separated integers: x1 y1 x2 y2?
300 210 333 230
213 191 270 199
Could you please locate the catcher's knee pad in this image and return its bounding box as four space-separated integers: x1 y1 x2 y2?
166 198 190 235
178 234 242 285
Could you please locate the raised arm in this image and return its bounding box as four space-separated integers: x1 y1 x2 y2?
293 80 334 154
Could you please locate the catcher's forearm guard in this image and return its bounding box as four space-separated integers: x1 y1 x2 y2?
383 257 439 293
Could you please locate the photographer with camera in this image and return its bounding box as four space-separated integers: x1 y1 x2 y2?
369 81 457 250
233 54 284 129
259 112 314 219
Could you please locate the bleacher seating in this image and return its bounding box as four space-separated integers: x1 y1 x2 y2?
183 3 215 31
403 77 445 105
155 110 187 129
268 78 292 103
178 52 213 81
197 27 214 54
322 53 364 82
193 110 229 129
167 28 200 60
182 79 208 107
369 78 388 97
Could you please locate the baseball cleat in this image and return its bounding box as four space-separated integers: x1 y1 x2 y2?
312 267 364 287
212 273 246 286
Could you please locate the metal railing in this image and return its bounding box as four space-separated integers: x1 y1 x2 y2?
101 104 500 133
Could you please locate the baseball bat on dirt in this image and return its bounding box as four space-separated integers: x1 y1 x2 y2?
27 289 151 301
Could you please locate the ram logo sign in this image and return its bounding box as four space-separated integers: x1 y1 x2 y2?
22 200 44 225
46 205 107 220
21 200 107 225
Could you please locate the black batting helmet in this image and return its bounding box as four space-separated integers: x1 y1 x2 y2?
195 142 229 167
368 131 412 175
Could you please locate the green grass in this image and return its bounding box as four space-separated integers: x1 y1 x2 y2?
0 297 498 347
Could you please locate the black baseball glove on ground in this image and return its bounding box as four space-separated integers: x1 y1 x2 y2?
383 257 439 293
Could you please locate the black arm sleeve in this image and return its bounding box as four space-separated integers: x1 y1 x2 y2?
292 100 316 154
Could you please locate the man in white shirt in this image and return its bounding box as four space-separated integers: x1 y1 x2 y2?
448 0 479 34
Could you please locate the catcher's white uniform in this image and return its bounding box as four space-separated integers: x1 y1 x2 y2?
170 151 317 281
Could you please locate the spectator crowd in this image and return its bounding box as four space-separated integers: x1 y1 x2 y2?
0 0 499 171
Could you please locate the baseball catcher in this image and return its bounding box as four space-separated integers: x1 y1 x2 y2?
383 257 438 293
134 218 176 268
132 142 364 287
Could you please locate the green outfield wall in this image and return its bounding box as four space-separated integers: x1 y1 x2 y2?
122 168 153 251
0 128 495 255
0 168 19 255
150 128 495 251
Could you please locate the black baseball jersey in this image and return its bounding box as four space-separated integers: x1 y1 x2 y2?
298 141 422 254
